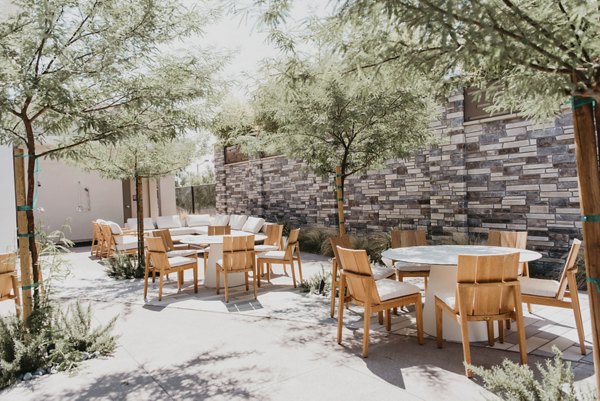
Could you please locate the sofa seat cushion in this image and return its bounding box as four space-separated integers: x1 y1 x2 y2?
372 265 396 280
156 215 182 229
394 262 432 273
115 236 137 250
376 279 421 301
229 215 248 230
168 256 196 268
519 277 559 298
242 217 265 234
186 214 211 227
126 217 155 230
192 227 209 235
211 214 230 226
254 244 278 253
168 227 197 236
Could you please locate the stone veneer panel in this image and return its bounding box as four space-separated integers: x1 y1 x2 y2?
214 96 582 277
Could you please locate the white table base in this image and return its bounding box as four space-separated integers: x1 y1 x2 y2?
423 265 497 342
204 243 246 289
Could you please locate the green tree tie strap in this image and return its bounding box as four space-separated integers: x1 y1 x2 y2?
587 278 600 293
570 97 596 109
17 232 34 238
580 215 600 222
21 282 40 290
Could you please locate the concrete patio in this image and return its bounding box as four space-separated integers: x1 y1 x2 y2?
0 247 596 401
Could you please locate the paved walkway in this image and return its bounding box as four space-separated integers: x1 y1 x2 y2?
0 248 596 400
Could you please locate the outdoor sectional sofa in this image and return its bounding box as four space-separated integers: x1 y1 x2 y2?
124 214 266 237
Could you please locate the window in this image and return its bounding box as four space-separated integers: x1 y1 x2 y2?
463 87 510 122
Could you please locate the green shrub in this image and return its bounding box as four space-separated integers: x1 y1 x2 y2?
0 301 117 389
299 227 337 256
105 253 144 279
469 348 595 401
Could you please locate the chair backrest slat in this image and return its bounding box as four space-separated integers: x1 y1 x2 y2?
557 239 582 300
330 235 352 268
284 228 300 260
264 224 284 248
0 253 17 275
337 247 381 305
209 225 231 236
145 237 170 269
487 230 528 249
153 229 174 251
391 229 427 248
456 252 520 317
222 235 254 272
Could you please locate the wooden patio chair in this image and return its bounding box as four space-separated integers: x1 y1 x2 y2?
487 230 529 275
91 221 102 257
329 235 395 318
519 239 586 355
435 252 527 377
208 225 231 235
391 229 431 290
216 235 256 303
0 253 21 317
144 237 198 301
255 224 284 253
336 246 424 358
99 222 138 258
256 228 303 288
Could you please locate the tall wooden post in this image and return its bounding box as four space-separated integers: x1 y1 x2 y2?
13 148 33 320
335 166 346 235
571 96 600 395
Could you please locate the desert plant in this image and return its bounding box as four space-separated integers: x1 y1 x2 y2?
298 227 337 256
299 265 331 296
105 254 145 280
469 348 595 401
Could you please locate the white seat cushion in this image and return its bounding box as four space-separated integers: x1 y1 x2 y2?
519 277 560 298
229 215 248 230
168 256 196 268
156 215 182 229
371 265 395 280
107 221 123 235
167 249 199 258
260 250 285 260
242 217 265 234
394 262 431 272
211 214 230 226
126 217 155 230
192 227 209 235
115 236 137 250
254 244 278 253
186 214 211 227
376 279 420 301
168 227 197 236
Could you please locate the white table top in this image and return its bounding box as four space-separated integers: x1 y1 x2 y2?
177 232 267 246
381 245 542 265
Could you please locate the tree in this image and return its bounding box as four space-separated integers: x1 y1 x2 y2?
216 47 439 234
0 0 221 315
75 135 200 266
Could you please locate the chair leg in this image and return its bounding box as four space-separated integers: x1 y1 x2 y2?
290 260 297 288
224 271 229 303
363 303 371 358
415 296 424 345
296 254 303 283
143 266 150 299
158 273 164 301
378 311 383 325
513 292 528 365
506 319 511 330
487 320 495 347
569 287 587 355
257 261 262 288
245 271 249 291
253 267 257 299
498 320 504 343
267 262 272 283
216 268 220 295
337 276 346 344
11 275 21 318
193 265 198 293
177 271 183 290
203 252 208 278
459 316 473 377
435 299 443 348
424 276 428 292
527 303 532 314
385 309 392 331
330 261 338 318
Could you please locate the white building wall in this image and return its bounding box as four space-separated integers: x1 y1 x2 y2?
159 176 177 216
35 158 123 242
0 146 16 252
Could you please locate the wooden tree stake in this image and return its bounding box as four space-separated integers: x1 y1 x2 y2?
135 175 145 267
571 98 600 395
335 166 346 236
12 147 33 320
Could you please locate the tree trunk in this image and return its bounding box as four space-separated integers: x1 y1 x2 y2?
135 175 145 268
13 148 33 320
570 97 600 395
335 165 346 236
25 148 40 309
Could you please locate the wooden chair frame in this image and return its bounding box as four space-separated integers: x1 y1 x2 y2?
216 235 256 303
329 235 353 318
336 246 424 357
520 239 586 355
488 230 529 276
144 237 198 301
91 221 102 257
435 252 527 377
99 223 138 259
0 253 21 317
257 228 303 288
262 224 284 250
391 229 430 290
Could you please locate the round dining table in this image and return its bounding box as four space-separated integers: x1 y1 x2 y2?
381 245 542 342
179 232 267 289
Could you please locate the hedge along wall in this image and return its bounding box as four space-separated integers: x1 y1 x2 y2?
214 93 582 277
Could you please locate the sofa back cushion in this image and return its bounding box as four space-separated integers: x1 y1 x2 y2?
242 217 265 234
211 214 230 226
229 214 248 230
107 221 123 235
186 214 211 227
156 215 182 229
127 217 155 230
